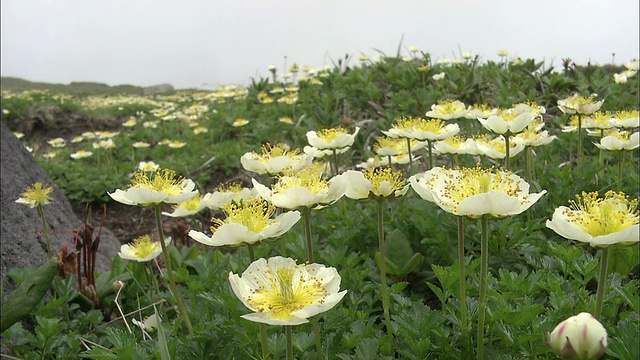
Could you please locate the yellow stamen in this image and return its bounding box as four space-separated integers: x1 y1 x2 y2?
564 191 639 237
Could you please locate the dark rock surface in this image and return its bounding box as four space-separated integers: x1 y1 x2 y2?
1 122 120 301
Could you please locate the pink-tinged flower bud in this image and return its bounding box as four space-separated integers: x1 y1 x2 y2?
546 312 607 359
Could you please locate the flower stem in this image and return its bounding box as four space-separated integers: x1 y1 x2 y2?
310 317 323 359
331 149 339 176
406 138 414 174
302 207 314 263
286 326 293 360
248 244 270 360
594 248 611 320
477 216 489 359
457 217 468 334
427 140 434 170
377 199 393 336
617 151 625 189
37 205 52 258
503 134 510 170
577 114 584 172
524 146 532 185
154 206 194 337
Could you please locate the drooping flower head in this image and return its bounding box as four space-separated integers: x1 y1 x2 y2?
383 116 460 141
15 182 54 208
228 256 347 325
343 167 409 200
241 143 312 175
410 166 546 218
118 235 171 262
546 191 639 249
108 168 198 207
546 312 607 360
558 94 604 115
189 197 300 247
252 162 346 210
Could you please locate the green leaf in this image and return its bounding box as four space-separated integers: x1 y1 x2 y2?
155 308 171 360
1 257 58 333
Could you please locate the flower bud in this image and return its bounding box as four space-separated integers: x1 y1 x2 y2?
546 312 607 359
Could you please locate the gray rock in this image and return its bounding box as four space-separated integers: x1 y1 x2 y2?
1 122 121 301
142 83 174 95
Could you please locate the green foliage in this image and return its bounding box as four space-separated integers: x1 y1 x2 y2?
1 52 639 358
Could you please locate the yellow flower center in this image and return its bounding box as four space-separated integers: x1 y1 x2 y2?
316 127 348 142
373 137 420 153
256 143 300 162
174 194 202 211
394 117 446 133
614 110 639 121
130 169 187 196
433 167 521 212
363 167 407 196
497 109 518 122
588 111 614 127
274 163 328 194
246 265 329 320
443 135 466 148
212 197 275 233
131 235 159 259
214 182 243 193
564 191 638 237
433 100 465 115
20 182 54 207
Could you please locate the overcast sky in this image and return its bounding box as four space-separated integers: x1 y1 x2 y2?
1 0 638 89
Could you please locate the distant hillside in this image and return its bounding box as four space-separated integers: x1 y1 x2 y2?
0 76 144 95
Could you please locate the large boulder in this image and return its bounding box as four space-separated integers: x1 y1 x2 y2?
1 122 121 301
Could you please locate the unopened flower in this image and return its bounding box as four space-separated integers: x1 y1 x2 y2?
189 197 300 247
15 182 54 208
118 235 171 262
546 191 639 249
546 312 607 360
108 168 198 207
409 166 546 218
228 256 347 325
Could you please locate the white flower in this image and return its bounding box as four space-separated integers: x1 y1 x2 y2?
409 166 546 219
252 163 346 210
306 127 360 150
108 169 198 207
119 236 171 262
558 94 604 115
432 72 446 81
189 197 300 247
477 108 535 135
228 256 347 325
241 143 312 175
343 168 409 199
593 131 639 151
546 191 639 249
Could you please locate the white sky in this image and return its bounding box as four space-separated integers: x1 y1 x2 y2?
1 0 638 89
